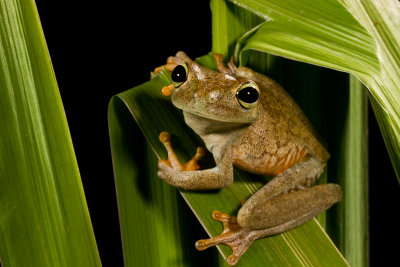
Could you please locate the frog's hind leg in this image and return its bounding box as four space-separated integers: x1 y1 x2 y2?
213 54 237 75
196 157 342 265
237 183 341 231
236 157 341 230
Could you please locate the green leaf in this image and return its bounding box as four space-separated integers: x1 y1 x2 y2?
233 0 379 74
0 0 101 266
334 76 369 266
210 0 265 59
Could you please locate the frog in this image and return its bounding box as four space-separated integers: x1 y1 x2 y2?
155 51 342 266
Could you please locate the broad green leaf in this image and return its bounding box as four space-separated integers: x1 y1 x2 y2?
229 0 400 182
233 0 379 74
0 0 101 266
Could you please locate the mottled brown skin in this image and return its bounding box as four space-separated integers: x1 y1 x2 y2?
157 52 342 265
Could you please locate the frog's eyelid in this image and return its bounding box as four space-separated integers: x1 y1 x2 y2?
239 81 259 93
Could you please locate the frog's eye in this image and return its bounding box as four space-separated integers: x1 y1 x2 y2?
171 63 188 87
236 82 260 109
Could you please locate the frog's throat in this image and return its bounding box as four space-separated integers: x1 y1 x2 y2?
183 111 247 154
182 110 249 153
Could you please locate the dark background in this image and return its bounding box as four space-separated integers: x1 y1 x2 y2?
33 1 399 266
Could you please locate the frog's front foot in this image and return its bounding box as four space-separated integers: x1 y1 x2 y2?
158 131 205 174
195 211 256 266
153 56 179 74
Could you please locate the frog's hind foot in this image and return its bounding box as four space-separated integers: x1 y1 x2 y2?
158 131 205 171
213 54 237 76
195 211 256 266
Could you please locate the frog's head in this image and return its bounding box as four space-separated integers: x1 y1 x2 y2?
169 52 260 124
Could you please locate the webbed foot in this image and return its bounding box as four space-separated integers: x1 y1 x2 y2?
153 56 179 74
195 211 256 266
213 54 237 75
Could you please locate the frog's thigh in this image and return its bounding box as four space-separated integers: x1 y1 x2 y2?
237 183 341 230
236 157 342 230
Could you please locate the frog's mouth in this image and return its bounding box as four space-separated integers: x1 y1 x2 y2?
182 110 250 136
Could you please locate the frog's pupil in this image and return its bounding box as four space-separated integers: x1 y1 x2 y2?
237 87 259 106
171 65 187 84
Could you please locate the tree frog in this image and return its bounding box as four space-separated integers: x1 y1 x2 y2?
155 52 342 265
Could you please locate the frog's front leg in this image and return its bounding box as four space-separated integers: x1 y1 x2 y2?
196 157 342 265
157 131 234 190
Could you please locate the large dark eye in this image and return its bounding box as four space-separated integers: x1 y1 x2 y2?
236 82 260 109
171 64 188 87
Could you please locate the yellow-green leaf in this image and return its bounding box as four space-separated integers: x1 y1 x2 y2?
0 0 101 266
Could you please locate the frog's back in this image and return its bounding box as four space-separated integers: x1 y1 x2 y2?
231 66 329 176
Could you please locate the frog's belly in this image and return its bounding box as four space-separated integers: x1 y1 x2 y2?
231 145 307 176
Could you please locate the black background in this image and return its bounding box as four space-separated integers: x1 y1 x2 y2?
32 1 399 266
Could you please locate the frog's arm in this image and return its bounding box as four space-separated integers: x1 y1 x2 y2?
157 132 234 190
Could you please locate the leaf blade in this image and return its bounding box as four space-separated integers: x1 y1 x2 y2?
0 0 101 266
